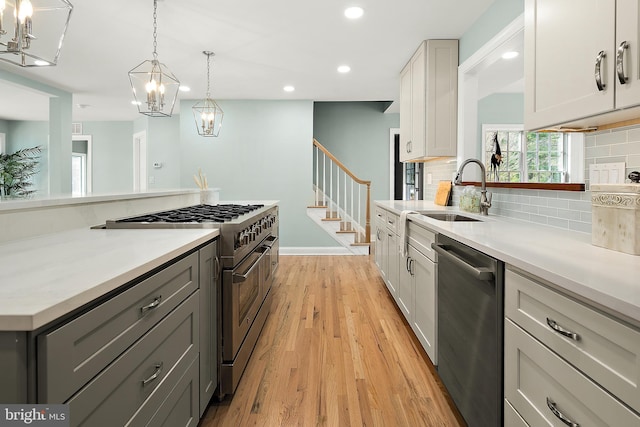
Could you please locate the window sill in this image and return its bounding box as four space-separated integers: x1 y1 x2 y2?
459 181 585 191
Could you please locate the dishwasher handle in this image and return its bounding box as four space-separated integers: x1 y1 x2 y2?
431 242 495 281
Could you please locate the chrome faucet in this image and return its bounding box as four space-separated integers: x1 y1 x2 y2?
454 158 492 215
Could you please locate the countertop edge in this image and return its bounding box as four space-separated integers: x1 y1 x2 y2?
375 200 640 327
0 229 219 331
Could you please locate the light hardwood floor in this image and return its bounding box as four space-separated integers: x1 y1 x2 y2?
200 255 465 427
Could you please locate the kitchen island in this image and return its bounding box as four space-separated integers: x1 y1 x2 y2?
0 227 219 426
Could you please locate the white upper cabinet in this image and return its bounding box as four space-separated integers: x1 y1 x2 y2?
399 40 458 161
616 0 640 108
525 0 640 130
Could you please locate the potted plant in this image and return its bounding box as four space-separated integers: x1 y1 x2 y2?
0 146 42 198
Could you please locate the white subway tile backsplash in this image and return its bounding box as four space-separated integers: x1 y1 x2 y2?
611 141 640 156
596 130 628 145
557 208 582 221
569 221 592 234
586 145 611 158
421 125 640 236
568 200 592 212
547 217 569 229
547 198 569 209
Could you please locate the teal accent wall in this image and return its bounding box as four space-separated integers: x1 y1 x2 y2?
147 115 181 190
459 0 524 62
6 121 49 194
0 119 8 134
0 69 73 195
80 121 135 194
313 102 399 201
477 93 524 155
179 99 336 248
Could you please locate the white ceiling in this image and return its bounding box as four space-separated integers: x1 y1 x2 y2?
0 0 496 122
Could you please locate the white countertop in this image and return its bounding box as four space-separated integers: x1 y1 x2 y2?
0 228 219 331
376 200 640 326
0 189 211 212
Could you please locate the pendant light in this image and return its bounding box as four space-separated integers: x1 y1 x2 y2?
0 0 73 67
128 0 179 117
192 51 223 137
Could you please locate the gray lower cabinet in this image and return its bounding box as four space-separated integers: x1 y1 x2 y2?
198 241 219 416
38 252 200 403
0 238 219 425
505 266 640 426
66 292 200 427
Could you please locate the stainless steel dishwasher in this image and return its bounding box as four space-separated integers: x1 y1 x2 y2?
431 234 504 427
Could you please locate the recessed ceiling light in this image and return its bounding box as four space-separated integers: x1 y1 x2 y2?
344 6 364 19
502 51 519 60
337 65 351 73
34 60 50 66
283 85 295 92
179 86 191 92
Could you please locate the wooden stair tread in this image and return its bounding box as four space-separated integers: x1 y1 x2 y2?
307 205 327 209
321 218 342 222
336 230 357 234
351 242 371 247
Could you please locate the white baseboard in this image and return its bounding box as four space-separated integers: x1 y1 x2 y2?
279 247 366 256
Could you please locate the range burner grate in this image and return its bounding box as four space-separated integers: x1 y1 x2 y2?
116 203 265 224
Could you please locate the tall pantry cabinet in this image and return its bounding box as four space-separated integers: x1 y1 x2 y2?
399 40 458 161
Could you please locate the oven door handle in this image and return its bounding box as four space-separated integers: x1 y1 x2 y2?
264 235 278 248
233 250 265 283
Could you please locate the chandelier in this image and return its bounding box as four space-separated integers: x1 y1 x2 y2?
128 0 179 117
192 51 223 137
0 0 73 67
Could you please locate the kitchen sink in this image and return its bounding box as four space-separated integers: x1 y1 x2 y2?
421 212 482 222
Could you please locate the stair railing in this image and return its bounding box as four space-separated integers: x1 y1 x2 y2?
313 139 371 244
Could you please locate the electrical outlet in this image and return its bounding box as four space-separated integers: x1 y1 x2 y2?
153 162 162 168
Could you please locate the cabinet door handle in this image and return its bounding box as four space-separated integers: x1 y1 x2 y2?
546 397 580 427
142 362 163 386
617 41 629 84
140 296 162 314
406 141 412 153
409 258 415 276
406 256 411 273
595 50 606 91
546 317 580 341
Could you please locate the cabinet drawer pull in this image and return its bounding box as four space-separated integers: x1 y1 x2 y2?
140 296 162 314
141 362 163 386
546 397 580 427
617 41 629 84
595 50 606 91
546 317 580 341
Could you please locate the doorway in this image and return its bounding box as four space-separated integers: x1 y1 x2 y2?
390 129 423 201
133 131 147 192
72 135 92 196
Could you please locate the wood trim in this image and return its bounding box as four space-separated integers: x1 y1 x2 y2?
313 139 371 186
460 181 586 191
313 138 372 243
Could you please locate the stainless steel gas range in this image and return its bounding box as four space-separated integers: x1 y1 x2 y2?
105 202 279 398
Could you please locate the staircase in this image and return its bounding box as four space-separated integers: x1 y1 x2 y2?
307 139 371 255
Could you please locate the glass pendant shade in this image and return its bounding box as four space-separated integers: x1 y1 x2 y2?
0 0 73 67
192 51 223 137
128 0 179 117
129 58 180 117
